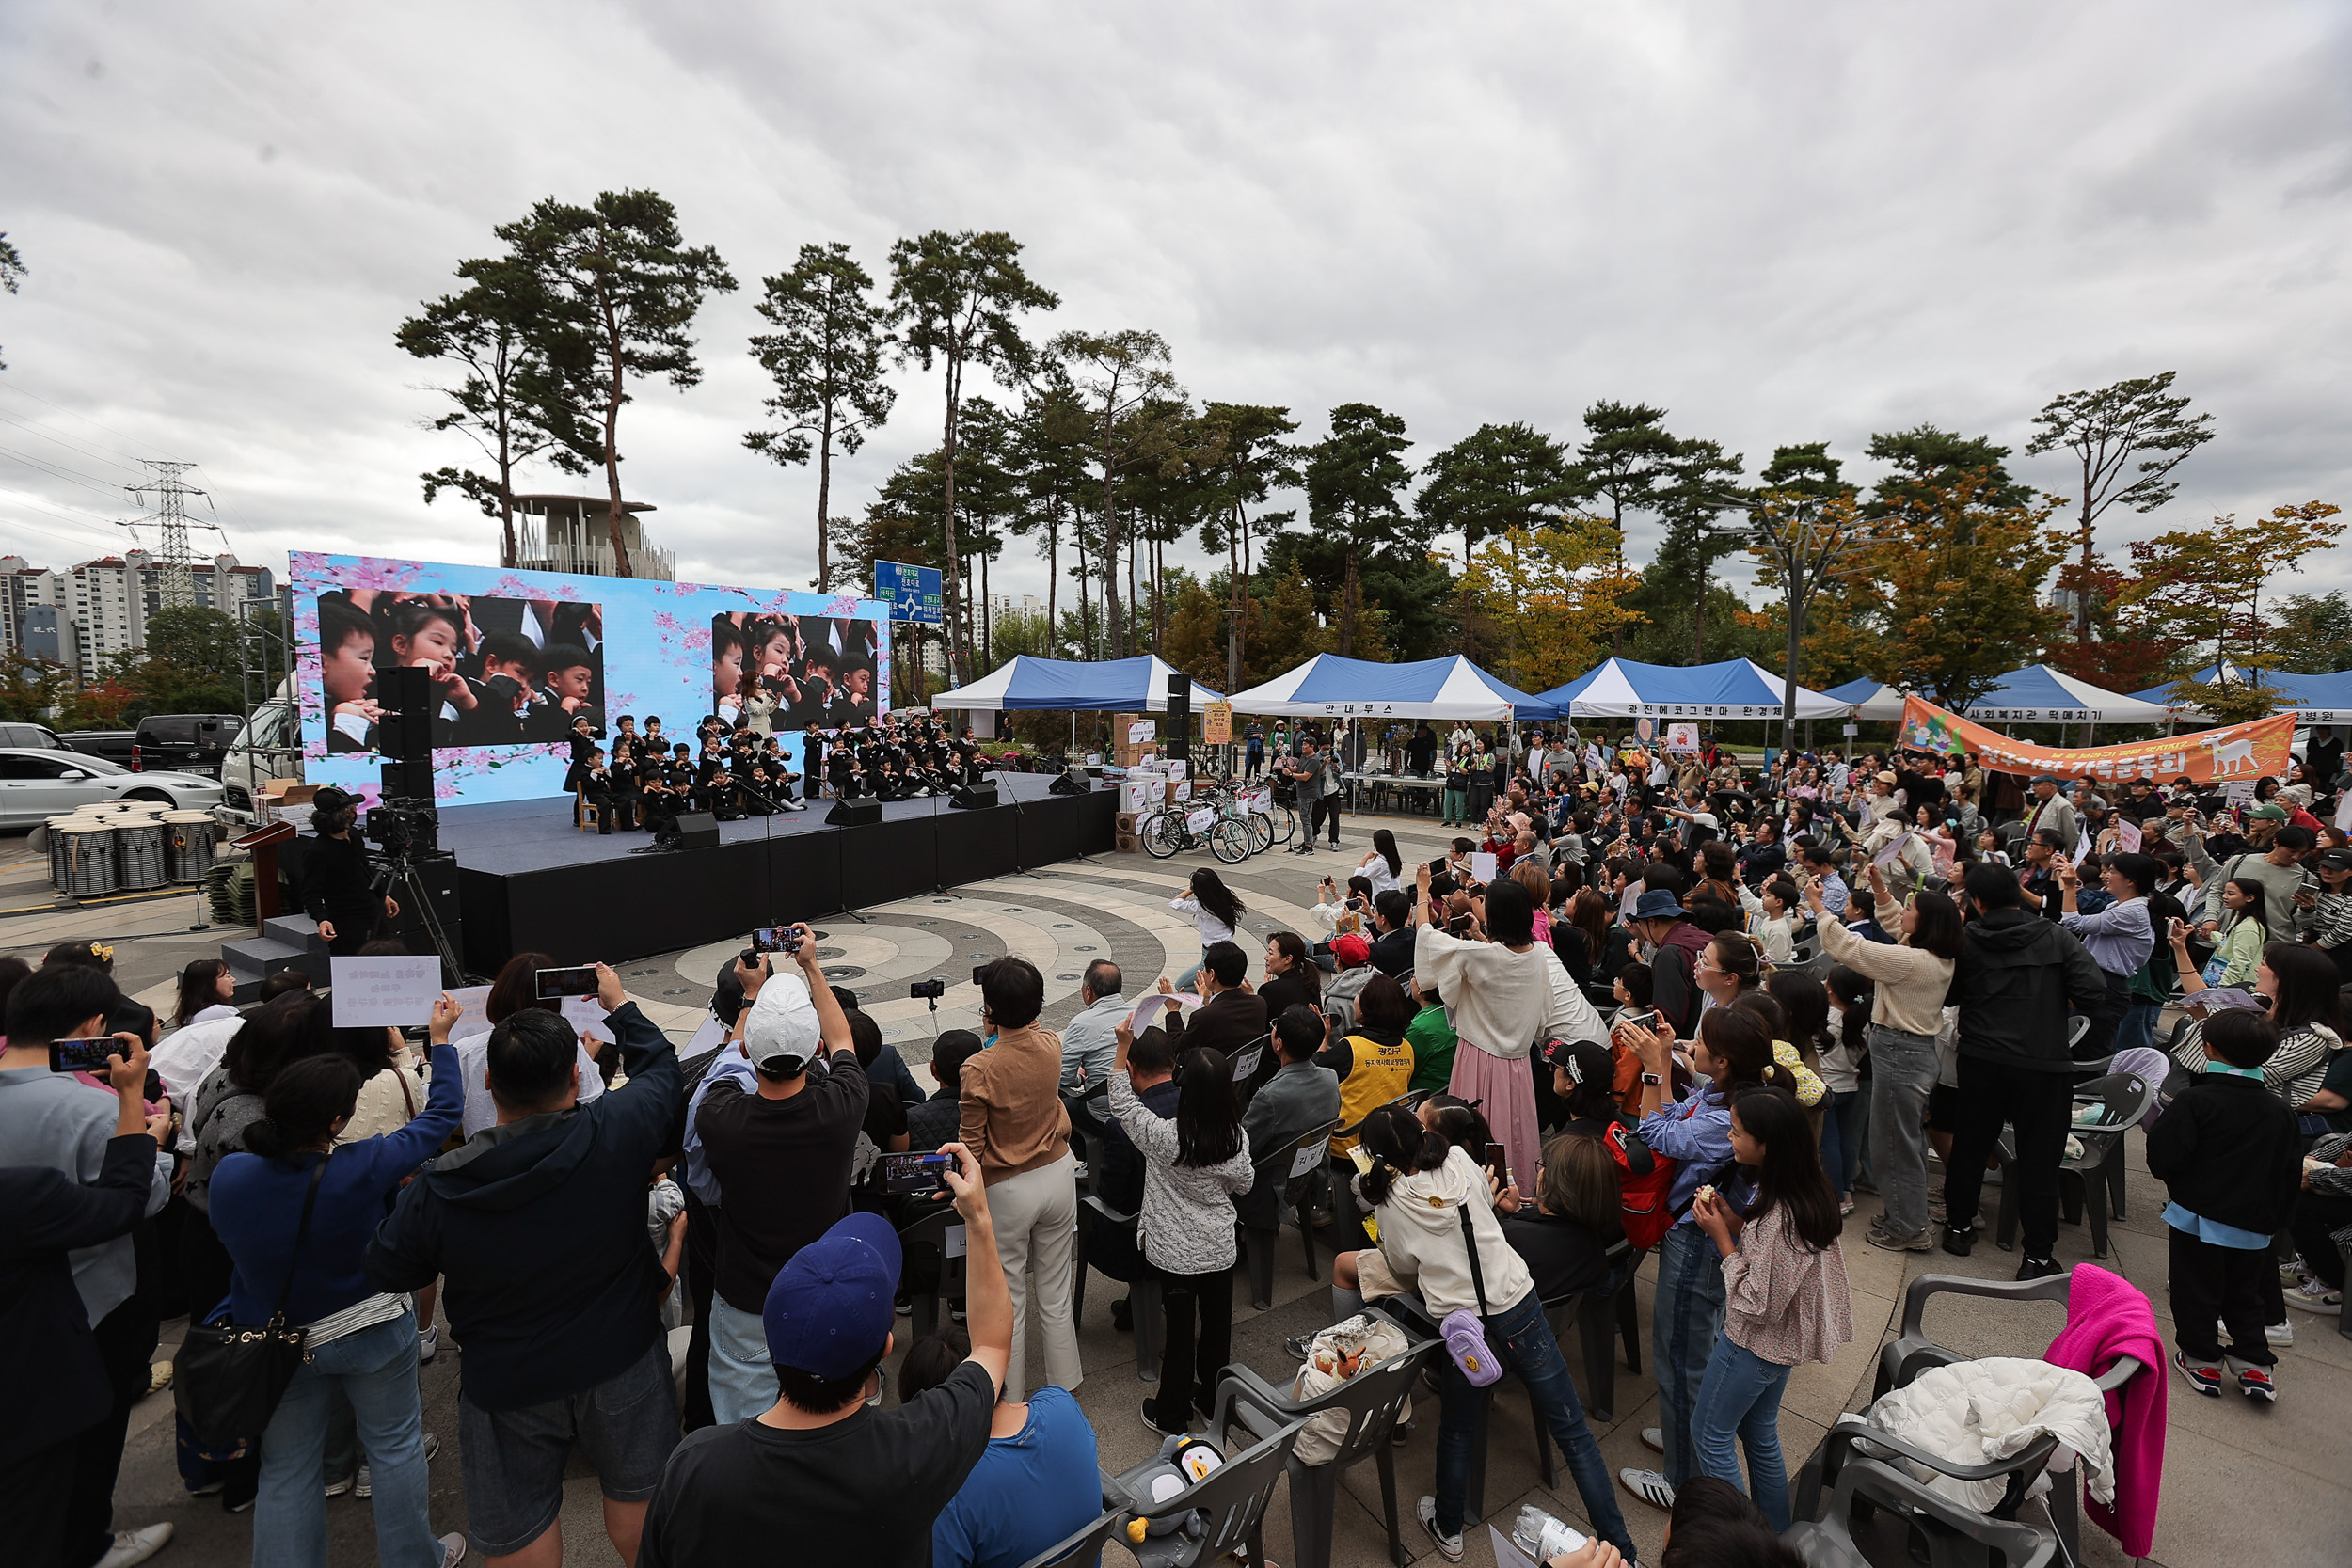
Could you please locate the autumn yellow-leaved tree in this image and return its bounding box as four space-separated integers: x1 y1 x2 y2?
1458 515 1643 691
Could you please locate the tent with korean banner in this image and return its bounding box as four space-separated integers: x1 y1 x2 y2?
1956 664 2173 736
1536 657 1847 720
927 654 1223 711
1225 653 1560 720
1821 677 1910 721
2126 664 2352 724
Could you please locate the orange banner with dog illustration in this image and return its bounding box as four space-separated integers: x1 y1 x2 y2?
1898 696 2294 784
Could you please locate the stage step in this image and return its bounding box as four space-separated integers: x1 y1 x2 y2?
222 935 312 982
263 914 323 949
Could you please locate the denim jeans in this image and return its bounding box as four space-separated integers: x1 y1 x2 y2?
1432 1289 1634 1556
2115 1000 2163 1055
1820 1090 1863 1197
255 1308 442 1568
708 1297 778 1425
1651 1222 1727 1490
1867 1023 1938 1240
1690 1334 1795 1531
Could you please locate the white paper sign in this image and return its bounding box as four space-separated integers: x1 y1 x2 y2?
329 956 443 1028
442 984 493 1042
1186 807 1217 834
561 993 616 1044
680 1014 727 1060
1664 721 1701 754
944 1223 968 1259
1288 1141 1328 1179
1470 851 1499 885
1127 991 1201 1034
1127 720 1157 745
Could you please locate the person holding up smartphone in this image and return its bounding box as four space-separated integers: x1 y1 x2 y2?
0 963 176 1568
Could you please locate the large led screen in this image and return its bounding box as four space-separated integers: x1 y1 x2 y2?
292 552 891 808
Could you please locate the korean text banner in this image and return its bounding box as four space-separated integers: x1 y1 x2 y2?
293 553 890 809
1898 696 2293 784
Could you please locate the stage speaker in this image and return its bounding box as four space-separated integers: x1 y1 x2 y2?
1167 673 1192 768
1047 768 1089 797
380 849 462 971
950 783 999 810
674 811 721 851
375 664 435 803
827 799 882 827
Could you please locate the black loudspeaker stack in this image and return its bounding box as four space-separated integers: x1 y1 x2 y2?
950 784 999 809
1166 673 1192 769
673 811 721 851
827 799 882 827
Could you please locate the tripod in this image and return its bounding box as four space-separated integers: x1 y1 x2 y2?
376 852 467 986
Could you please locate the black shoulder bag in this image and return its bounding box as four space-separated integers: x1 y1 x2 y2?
174 1151 328 1445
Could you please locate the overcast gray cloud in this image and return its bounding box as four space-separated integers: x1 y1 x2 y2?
2 0 2348 613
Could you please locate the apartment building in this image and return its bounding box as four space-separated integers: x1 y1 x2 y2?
0 552 278 673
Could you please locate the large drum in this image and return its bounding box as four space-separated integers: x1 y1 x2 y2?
165 812 217 884
60 823 118 897
114 819 168 890
45 816 83 889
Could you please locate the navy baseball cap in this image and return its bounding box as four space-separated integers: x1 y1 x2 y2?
763 1212 903 1379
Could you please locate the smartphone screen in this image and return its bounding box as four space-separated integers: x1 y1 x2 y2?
50 1037 119 1074
1448 913 1472 936
1483 1141 1507 1174
879 1151 953 1196
752 927 782 954
534 965 600 1000
972 962 991 987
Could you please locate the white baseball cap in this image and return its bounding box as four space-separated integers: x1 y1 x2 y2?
743 971 822 1070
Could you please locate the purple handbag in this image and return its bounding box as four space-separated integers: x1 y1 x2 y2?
1441 1205 1503 1386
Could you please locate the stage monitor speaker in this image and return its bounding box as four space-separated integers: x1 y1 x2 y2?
674 811 720 851
827 799 882 827
1047 768 1089 797
950 783 999 810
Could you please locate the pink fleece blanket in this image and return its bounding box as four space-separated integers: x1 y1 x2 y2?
2044 1263 2165 1558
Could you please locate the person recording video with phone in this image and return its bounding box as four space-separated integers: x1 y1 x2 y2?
690 932 864 1424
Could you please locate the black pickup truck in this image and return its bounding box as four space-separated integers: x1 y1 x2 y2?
59 728 136 764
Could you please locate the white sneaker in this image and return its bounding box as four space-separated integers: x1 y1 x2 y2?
357 1432 437 1498
1619 1467 1677 1511
1640 1426 1664 1454
324 1471 356 1498
2265 1319 2295 1346
1416 1496 1463 1563
438 1532 469 1568
2286 1277 2344 1314
418 1324 440 1364
93 1525 173 1568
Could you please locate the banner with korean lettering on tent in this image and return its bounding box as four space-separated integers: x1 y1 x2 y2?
1897 697 2293 785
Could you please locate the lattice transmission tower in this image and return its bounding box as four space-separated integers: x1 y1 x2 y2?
120 460 224 610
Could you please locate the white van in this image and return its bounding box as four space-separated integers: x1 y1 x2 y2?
215 675 303 829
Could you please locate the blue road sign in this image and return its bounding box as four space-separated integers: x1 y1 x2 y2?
874 561 944 626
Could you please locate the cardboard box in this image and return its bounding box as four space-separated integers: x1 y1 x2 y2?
1117 813 1140 832
1115 833 1142 854
263 779 319 805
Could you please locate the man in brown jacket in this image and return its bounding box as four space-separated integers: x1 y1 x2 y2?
959 957 1082 1395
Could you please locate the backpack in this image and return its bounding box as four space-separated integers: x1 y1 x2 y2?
1602 1120 1677 1251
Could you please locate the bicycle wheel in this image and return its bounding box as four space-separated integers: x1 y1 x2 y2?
1246 811 1273 854
1142 810 1185 859
1270 804 1297 845
1210 817 1252 863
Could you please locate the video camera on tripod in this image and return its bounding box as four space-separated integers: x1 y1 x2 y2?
359 664 462 976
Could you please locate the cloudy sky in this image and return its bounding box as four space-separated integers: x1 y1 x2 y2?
3 1 2348 612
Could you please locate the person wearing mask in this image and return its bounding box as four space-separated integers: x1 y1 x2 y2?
0 964 175 1568
0 1027 173 1568
635 1148 1011 1568
1615 1008 1806 1514
693 945 864 1424
1258 932 1322 1020
211 1006 468 1568
1686 1087 1852 1530
1109 1020 1255 1434
957 957 1082 1398
1804 878 1962 1254
1161 942 1271 1063
1938 863 2109 1279
1331 1104 1636 1565
364 962 681 1568
300 787 401 956
2058 851 2159 1060
894 1326 1102 1568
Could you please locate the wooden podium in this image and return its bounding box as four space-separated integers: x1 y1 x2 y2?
229 821 295 934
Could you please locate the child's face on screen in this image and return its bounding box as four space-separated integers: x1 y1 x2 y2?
324 630 375 704
394 618 462 670
550 663 594 705
712 643 742 698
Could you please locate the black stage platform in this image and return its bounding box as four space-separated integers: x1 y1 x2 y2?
446 773 1117 972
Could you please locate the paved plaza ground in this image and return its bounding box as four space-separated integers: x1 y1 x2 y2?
10 804 2345 1567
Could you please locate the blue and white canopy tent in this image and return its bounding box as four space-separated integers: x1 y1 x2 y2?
2127 664 2352 725
1820 677 1910 721
1225 654 1560 720
928 654 1224 711
1957 665 2172 740
1536 657 1846 720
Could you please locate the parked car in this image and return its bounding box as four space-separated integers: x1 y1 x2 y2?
133 713 242 776
0 721 72 752
217 678 299 827
63 729 137 765
0 748 224 828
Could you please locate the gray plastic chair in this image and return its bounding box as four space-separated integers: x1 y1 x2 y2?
896 1203 967 1342
1110 1409 1305 1568
1011 1482 1130 1568
1241 1117 1337 1311
1991 1071 2153 1258
1073 1194 1164 1381
1785 1454 2057 1568
1209 1310 1438 1568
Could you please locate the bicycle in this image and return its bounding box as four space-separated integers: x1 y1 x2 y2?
1141 781 1258 863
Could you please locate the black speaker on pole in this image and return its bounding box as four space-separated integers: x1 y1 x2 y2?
950 783 999 809
1167 673 1192 770
672 811 721 851
375 664 435 804
827 799 882 827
